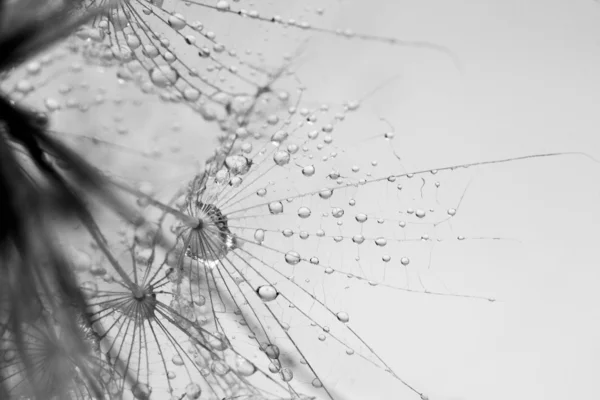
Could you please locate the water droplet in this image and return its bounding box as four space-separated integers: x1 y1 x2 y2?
331 207 344 218
168 13 186 30
234 356 257 376
312 378 323 388
336 311 350 323
185 382 202 399
265 344 280 359
447 208 457 216
172 355 184 366
216 0 230 11
225 155 252 175
271 130 288 144
254 229 265 243
319 189 333 199
285 251 301 265
298 207 311 218
149 65 178 88
273 150 291 166
355 213 368 223
280 368 294 382
416 209 426 218
375 237 388 247
352 235 365 244
256 285 279 302
268 201 283 214
282 229 294 237
132 383 151 400
302 165 315 176
401 257 410 266
211 360 230 376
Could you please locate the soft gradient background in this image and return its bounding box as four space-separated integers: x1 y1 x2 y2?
16 0 600 399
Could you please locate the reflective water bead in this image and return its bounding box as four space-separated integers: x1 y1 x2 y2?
168 13 186 30
149 65 178 88
185 382 201 399
132 383 151 399
336 311 350 323
270 130 288 144
331 207 344 218
254 229 265 243
256 285 278 302
401 257 410 266
282 229 294 237
234 356 256 376
280 368 294 382
297 206 311 218
225 155 251 175
355 213 367 223
265 344 280 359
216 1 230 11
284 251 301 265
302 165 315 176
319 188 333 199
374 237 387 247
268 201 283 214
416 209 426 218
273 150 291 166
352 234 365 244
447 208 457 216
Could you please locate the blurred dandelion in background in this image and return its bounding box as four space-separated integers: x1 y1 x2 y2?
1 1 600 400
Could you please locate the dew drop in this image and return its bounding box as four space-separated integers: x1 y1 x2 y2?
254 229 265 243
331 207 344 218
416 209 426 218
132 383 151 400
273 150 291 166
297 207 311 218
355 213 367 223
185 382 202 399
149 65 178 88
319 189 333 199
284 251 301 265
336 311 350 323
280 368 294 382
256 285 279 302
168 13 186 30
375 237 388 247
265 344 280 359
216 0 230 10
302 165 315 176
268 201 283 214
401 257 410 266
234 356 257 377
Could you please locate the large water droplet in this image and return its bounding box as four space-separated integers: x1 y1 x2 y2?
284 251 301 265
256 285 279 302
185 382 202 399
336 311 350 323
149 65 178 88
273 150 291 166
254 229 265 243
268 201 283 214
375 237 388 247
297 207 311 218
302 165 315 176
